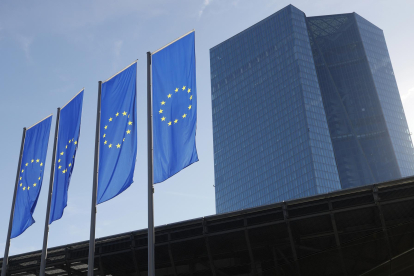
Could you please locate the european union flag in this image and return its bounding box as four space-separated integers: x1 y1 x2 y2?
97 62 137 204
49 90 84 224
11 115 52 238
152 31 199 183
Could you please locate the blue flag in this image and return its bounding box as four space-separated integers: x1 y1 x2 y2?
11 115 52 238
97 62 137 204
49 90 84 224
152 31 199 183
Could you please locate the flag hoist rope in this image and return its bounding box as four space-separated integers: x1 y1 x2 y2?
147 51 155 276
88 81 101 276
1 128 26 276
40 108 61 276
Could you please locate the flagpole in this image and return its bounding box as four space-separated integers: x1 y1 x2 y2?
1 128 26 276
88 81 101 276
147 51 155 276
39 108 60 276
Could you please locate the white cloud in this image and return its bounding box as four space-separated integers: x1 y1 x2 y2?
199 0 211 18
14 34 33 61
161 190 211 199
114 40 123 57
112 40 124 71
402 87 414 101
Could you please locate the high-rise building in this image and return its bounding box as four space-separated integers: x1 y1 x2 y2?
210 5 414 214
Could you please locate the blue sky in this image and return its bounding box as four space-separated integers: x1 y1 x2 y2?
1 0 414 257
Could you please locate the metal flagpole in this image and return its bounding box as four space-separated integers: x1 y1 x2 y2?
39 108 60 276
147 51 155 276
88 81 102 276
1 128 26 276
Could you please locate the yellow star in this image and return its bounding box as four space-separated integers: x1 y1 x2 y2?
58 159 61 163
188 105 192 110
38 177 41 180
40 163 43 166
20 177 22 180
168 94 172 98
23 187 26 191
25 163 28 166
188 88 191 93
161 117 166 121
69 163 72 167
182 86 186 90
109 144 112 148
109 117 113 122
123 111 127 116
116 112 119 117
21 170 24 173
69 140 71 143
161 101 166 105
74 141 77 145
28 187 30 190
62 170 66 174
104 140 107 145
190 95 193 100
182 114 187 118
159 109 163 114
66 145 68 149
20 183 22 187
116 144 121 148
123 138 125 142
31 159 34 163
175 88 178 92
174 119 178 124
36 159 40 163
33 183 36 187
128 121 133 125
168 121 172 126
126 130 131 134
72 138 74 141
104 125 108 130
60 152 64 155
58 166 62 169
103 134 106 138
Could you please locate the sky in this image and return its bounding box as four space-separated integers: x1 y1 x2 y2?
0 0 414 257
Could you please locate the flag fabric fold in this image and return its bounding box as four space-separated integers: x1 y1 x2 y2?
97 62 137 204
152 31 199 184
11 115 52 238
49 90 84 224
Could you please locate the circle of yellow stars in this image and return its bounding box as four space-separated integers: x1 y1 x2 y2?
159 85 192 126
19 158 44 191
102 111 132 149
57 137 78 174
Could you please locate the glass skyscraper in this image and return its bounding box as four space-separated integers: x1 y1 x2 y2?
210 5 414 214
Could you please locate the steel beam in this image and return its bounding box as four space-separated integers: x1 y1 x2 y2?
283 203 301 276
99 253 105 276
130 234 140 276
329 201 347 276
373 185 392 274
203 220 217 276
244 219 256 276
168 234 177 276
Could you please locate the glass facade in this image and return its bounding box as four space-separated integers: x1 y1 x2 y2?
355 15 414 178
307 13 414 189
210 5 414 214
210 5 341 214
